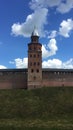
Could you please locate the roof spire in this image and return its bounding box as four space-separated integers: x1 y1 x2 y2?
31 26 39 36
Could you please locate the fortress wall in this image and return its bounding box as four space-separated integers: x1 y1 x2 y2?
42 70 73 87
0 68 73 89
27 81 42 89
11 72 27 89
42 80 73 87
0 82 12 89
0 69 27 89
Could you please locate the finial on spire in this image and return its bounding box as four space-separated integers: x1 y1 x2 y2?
32 26 39 36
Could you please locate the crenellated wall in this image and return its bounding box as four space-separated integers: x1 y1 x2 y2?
42 69 73 87
0 69 27 89
0 68 73 89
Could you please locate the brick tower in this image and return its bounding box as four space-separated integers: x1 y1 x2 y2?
28 28 42 89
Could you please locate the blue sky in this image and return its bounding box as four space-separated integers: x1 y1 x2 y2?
0 0 73 69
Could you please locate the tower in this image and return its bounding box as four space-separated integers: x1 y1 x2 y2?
28 28 42 89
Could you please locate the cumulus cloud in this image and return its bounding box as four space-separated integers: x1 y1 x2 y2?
59 19 73 37
14 58 28 68
42 38 58 58
57 0 73 14
42 59 62 68
48 30 57 39
42 58 73 69
11 57 73 69
0 65 7 69
30 0 60 10
12 17 73 38
11 0 73 38
9 61 14 64
30 0 73 13
11 8 48 37
63 58 73 69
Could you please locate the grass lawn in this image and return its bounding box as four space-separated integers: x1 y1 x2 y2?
0 87 73 129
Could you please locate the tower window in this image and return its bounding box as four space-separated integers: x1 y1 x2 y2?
38 54 40 57
36 69 39 73
37 62 40 66
31 69 34 73
34 62 36 66
34 47 36 50
29 47 32 50
34 54 36 58
30 54 32 57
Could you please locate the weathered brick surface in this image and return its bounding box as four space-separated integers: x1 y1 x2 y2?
28 35 42 89
42 69 73 87
0 69 73 89
0 69 27 89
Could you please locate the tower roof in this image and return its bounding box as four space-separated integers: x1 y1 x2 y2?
31 27 39 36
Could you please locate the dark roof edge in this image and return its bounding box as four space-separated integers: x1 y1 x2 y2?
28 42 42 46
0 68 28 72
42 68 73 71
0 68 73 72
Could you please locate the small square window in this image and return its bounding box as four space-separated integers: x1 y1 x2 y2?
34 62 36 66
38 54 39 57
30 54 32 57
34 47 36 50
37 62 40 66
36 69 39 73
34 54 36 57
29 47 31 50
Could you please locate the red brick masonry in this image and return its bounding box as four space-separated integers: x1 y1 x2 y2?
0 68 73 89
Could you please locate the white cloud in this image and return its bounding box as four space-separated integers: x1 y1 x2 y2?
9 61 14 64
42 59 62 68
63 58 73 69
0 65 7 69
57 0 73 14
11 8 48 37
48 30 57 39
11 0 73 38
30 0 61 9
59 19 73 37
30 0 73 13
42 38 58 58
42 58 73 69
48 39 58 53
11 57 73 69
14 58 28 68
